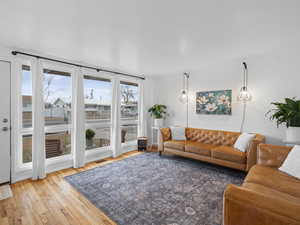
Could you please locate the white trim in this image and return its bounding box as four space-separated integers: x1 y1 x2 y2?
45 124 71 133
85 148 113 164
41 60 76 75
11 58 21 182
82 68 114 81
137 79 146 137
111 78 121 157
12 57 35 179
32 59 46 180
13 169 33 183
12 149 114 183
46 159 73 174
122 144 137 154
72 68 85 168
120 119 138 125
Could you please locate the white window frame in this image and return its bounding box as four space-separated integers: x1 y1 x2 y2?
41 60 75 164
13 57 144 181
82 69 114 156
119 78 140 149
17 58 34 171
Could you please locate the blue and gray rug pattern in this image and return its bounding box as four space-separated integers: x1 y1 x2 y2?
65 153 245 225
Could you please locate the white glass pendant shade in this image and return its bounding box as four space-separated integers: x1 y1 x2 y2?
238 86 251 102
178 89 188 103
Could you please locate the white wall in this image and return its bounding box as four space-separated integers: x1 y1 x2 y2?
144 77 157 142
0 45 12 61
154 45 300 145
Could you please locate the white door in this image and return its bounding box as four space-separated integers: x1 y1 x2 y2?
0 61 11 184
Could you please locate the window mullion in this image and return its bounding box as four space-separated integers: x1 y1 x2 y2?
32 59 46 179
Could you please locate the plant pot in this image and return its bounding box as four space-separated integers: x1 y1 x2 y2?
86 139 94 148
154 118 164 127
286 127 300 142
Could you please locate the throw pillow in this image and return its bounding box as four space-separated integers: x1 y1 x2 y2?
170 126 186 140
234 133 255 152
279 145 300 179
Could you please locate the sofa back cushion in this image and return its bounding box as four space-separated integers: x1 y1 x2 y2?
185 128 240 146
160 128 172 141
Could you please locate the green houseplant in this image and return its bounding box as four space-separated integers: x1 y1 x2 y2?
267 98 300 142
86 129 96 148
148 104 167 127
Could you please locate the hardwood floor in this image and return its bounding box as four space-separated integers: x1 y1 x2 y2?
0 151 144 225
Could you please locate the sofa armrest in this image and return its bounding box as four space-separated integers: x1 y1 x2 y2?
257 143 292 169
246 134 265 171
159 128 171 152
223 184 300 225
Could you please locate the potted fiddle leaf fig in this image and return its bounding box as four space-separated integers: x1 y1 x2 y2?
267 98 300 142
148 104 167 127
86 129 95 148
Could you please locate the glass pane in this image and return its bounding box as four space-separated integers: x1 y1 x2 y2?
84 76 112 121
120 81 138 120
84 75 112 150
45 131 71 159
22 65 32 128
86 126 110 150
121 124 137 143
43 69 72 126
22 134 32 163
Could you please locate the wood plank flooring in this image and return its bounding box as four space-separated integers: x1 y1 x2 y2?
0 150 145 225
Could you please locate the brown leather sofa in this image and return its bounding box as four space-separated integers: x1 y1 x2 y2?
159 127 265 172
223 144 300 225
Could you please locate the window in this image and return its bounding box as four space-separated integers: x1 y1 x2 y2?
43 69 72 159
22 134 32 163
43 69 72 126
21 65 33 163
120 81 138 143
18 61 143 171
22 65 33 128
84 75 112 150
45 131 71 158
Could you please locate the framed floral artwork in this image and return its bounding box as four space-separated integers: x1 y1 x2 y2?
196 90 232 115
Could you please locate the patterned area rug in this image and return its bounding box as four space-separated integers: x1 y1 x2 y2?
65 153 245 225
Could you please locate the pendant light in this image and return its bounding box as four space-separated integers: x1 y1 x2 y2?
178 72 190 104
178 72 190 127
238 62 251 102
239 62 251 132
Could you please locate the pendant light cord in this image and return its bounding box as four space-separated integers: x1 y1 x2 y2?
242 62 248 88
186 74 189 128
240 102 247 132
240 62 248 132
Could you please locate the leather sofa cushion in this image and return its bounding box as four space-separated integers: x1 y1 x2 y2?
185 141 216 156
186 128 240 146
245 165 300 199
211 146 246 164
164 140 185 151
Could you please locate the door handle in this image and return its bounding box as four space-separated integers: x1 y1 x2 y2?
2 127 8 131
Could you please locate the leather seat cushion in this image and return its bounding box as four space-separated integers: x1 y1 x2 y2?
211 146 246 164
245 165 300 199
164 140 185 151
185 141 216 156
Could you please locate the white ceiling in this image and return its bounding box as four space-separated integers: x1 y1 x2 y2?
0 0 299 76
